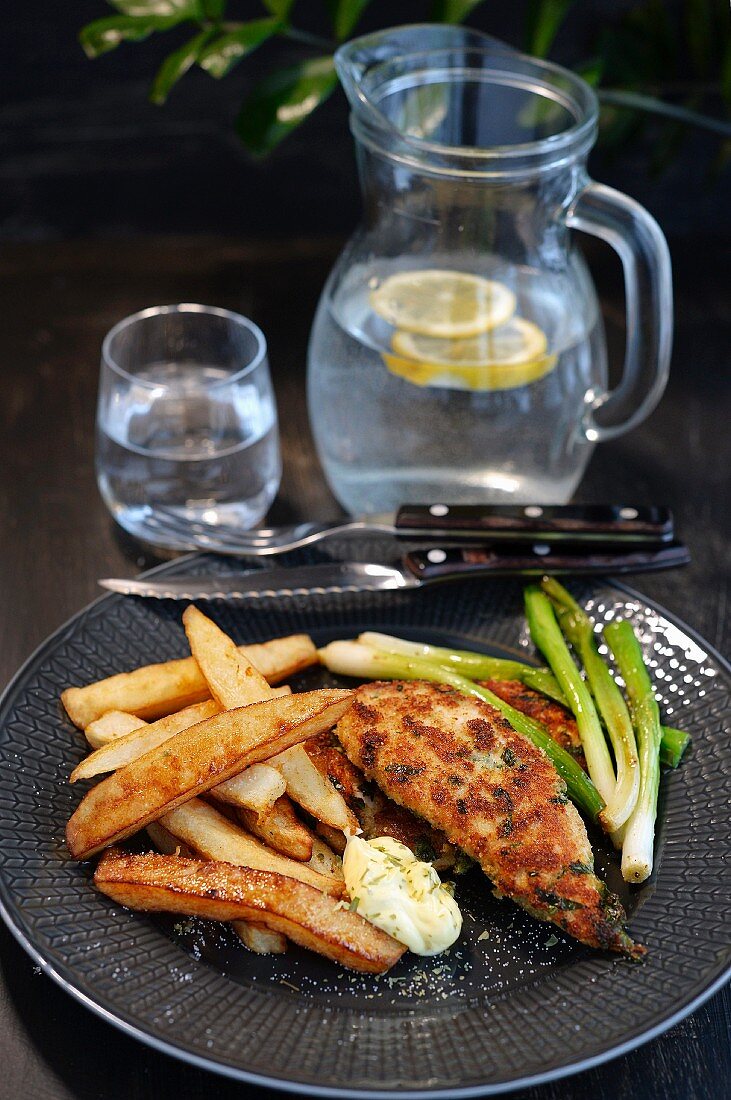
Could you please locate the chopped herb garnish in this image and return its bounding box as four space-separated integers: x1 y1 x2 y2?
453 852 474 875
414 838 437 863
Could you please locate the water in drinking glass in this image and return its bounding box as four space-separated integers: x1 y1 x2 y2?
96 307 281 547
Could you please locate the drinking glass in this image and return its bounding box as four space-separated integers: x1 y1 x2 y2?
96 304 281 547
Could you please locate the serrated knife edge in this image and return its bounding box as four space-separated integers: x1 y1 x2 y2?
98 562 418 600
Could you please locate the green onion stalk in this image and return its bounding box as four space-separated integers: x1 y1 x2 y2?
604 620 663 883
660 725 690 769
318 640 605 823
358 632 566 703
539 578 640 839
524 586 625 834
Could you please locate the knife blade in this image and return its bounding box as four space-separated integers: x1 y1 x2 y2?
99 539 690 600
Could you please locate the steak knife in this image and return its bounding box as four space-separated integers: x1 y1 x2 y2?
99 539 690 601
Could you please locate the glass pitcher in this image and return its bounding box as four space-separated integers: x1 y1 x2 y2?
307 24 672 515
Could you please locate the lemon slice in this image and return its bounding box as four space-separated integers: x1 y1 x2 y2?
383 317 556 392
370 270 516 338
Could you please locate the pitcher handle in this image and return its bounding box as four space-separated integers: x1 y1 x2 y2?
565 179 673 443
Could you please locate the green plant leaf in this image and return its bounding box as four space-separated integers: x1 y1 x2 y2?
150 27 214 103
79 14 184 58
525 0 574 57
430 0 485 21
202 0 226 18
199 18 281 78
325 0 371 40
237 56 338 156
262 0 296 18
109 0 202 16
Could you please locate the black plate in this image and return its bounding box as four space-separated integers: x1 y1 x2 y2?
0 548 729 1097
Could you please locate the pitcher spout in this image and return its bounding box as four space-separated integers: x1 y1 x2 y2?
334 22 510 117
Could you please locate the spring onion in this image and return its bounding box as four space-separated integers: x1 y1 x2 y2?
660 725 690 769
540 578 640 836
524 586 626 834
604 620 663 883
358 632 565 701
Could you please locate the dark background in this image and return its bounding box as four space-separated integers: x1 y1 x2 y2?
1 4 729 1100
4 0 730 242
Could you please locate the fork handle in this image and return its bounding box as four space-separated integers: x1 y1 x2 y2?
395 503 673 542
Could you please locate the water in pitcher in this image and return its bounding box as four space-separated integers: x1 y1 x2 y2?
97 360 281 539
308 258 605 516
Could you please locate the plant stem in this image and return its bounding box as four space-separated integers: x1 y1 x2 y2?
598 89 731 137
318 640 605 823
282 27 335 50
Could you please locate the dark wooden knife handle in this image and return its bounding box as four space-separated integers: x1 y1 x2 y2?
404 540 690 583
395 504 674 541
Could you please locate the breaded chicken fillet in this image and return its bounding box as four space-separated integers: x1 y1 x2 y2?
305 730 458 870
335 681 643 958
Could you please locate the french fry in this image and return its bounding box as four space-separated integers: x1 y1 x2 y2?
159 799 343 896
71 610 293 804
238 795 314 861
146 820 190 856
212 764 285 815
145 819 288 953
95 849 405 974
180 612 293 813
234 921 287 955
73 690 290 785
66 690 353 860
268 745 360 834
61 634 317 728
70 700 221 783
183 605 273 708
84 711 147 749
315 822 347 856
306 835 344 880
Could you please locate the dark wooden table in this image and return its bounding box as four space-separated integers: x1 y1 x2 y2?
0 237 728 1100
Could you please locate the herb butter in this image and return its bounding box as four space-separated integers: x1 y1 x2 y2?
342 835 462 956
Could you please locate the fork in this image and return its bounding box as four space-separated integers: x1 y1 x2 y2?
142 503 675 557
145 508 396 556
